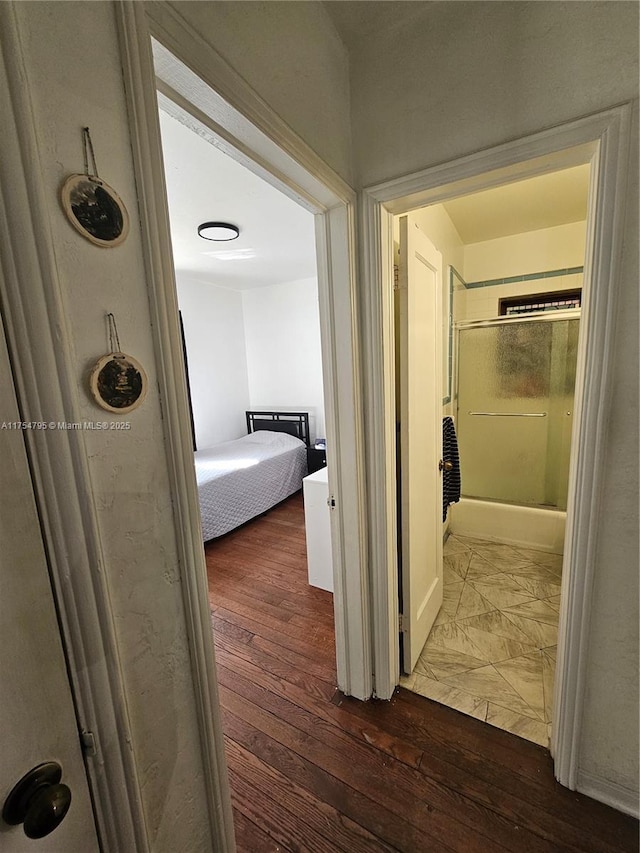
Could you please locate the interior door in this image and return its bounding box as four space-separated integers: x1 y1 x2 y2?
397 215 443 674
0 316 100 851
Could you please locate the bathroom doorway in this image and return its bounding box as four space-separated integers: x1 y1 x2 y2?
395 164 589 746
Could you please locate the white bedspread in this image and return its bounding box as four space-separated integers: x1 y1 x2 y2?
195 430 307 540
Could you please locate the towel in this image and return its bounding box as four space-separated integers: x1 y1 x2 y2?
442 416 461 521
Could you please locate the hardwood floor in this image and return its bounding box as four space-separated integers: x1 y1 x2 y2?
205 492 638 852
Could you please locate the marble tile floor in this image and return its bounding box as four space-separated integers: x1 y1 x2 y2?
400 533 563 748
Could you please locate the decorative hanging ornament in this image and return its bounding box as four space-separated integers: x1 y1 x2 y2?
90 314 147 414
60 127 129 247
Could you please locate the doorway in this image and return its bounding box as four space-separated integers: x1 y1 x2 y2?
361 103 631 791
395 167 587 746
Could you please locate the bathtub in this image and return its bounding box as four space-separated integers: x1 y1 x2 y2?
449 497 565 554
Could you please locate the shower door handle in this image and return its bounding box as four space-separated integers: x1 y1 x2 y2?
467 411 547 417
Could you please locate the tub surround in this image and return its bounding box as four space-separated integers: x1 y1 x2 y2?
450 499 565 554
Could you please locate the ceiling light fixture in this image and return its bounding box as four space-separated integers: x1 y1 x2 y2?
197 221 240 241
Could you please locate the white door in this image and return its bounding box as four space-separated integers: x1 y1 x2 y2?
0 317 100 851
397 215 444 674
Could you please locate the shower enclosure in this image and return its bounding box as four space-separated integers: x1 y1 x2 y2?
451 311 580 551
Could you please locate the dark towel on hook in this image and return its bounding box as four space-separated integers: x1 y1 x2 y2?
442 416 461 521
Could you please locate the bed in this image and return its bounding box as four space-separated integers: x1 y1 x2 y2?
195 411 309 540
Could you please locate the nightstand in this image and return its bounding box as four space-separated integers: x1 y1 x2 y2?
306 446 326 474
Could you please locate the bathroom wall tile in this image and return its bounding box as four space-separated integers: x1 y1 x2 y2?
494 651 546 721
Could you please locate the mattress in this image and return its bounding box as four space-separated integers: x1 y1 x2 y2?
195 430 307 540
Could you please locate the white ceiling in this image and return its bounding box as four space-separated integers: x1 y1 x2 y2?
159 99 589 286
441 165 590 244
159 109 317 290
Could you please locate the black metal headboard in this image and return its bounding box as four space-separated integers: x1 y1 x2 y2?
246 411 310 447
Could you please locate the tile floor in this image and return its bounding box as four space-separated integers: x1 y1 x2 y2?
400 533 563 747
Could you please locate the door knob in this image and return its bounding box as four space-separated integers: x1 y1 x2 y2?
3 762 72 839
439 459 453 472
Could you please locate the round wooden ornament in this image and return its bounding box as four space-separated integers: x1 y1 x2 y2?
60 128 129 247
90 352 147 414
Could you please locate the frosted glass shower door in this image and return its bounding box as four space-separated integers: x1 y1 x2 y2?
456 318 579 509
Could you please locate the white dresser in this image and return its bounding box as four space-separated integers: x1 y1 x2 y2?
302 466 333 592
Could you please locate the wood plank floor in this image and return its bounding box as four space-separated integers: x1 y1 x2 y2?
205 492 638 853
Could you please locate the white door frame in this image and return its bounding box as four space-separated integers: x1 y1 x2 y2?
0 5 149 851
116 0 370 844
360 104 632 792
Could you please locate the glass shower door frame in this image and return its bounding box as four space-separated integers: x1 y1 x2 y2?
454 309 581 507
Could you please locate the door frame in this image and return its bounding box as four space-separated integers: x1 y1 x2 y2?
360 104 632 792
116 0 370 844
0 5 149 850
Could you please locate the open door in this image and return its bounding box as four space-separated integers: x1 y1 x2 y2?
397 215 444 674
0 314 99 851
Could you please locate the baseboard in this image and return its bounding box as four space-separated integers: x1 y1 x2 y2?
576 770 639 818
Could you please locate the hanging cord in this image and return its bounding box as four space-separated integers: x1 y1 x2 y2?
107 313 123 356
82 127 100 181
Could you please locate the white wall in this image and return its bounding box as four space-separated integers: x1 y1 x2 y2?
349 2 639 187
176 275 250 448
8 2 214 848
242 278 325 443
455 221 586 322
8 0 637 832
347 1 638 807
464 221 587 282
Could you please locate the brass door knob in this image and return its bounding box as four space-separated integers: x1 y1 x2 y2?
3 762 72 839
439 459 453 472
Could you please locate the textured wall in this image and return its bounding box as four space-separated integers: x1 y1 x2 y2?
347 0 639 803
168 0 353 184
348 1 639 187
12 2 213 848
578 105 639 797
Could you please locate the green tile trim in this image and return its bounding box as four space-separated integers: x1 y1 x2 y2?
466 266 584 289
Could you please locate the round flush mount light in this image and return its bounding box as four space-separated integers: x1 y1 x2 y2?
197 221 240 241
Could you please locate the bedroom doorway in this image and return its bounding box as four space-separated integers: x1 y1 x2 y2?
139 25 371 705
